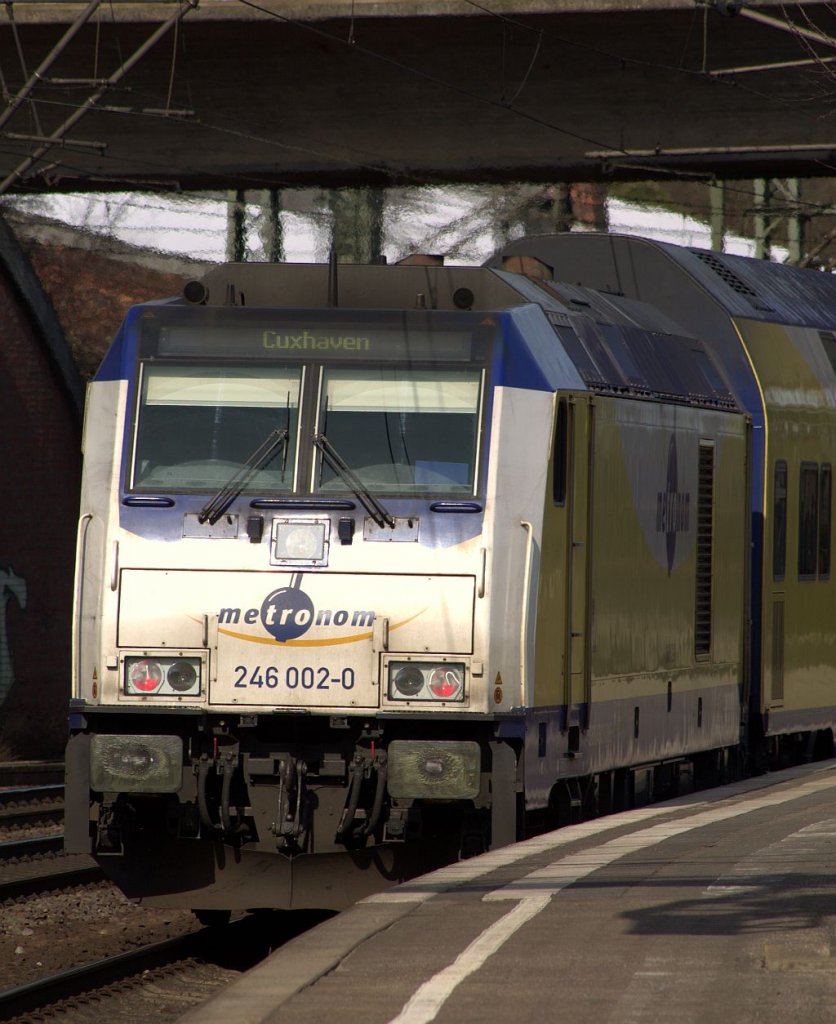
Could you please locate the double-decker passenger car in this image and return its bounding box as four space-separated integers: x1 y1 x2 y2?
65 236 836 915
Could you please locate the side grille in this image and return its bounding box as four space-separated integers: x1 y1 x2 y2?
771 600 785 702
695 442 714 658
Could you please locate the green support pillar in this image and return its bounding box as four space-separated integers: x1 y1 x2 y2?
329 188 385 263
710 182 726 252
226 189 246 262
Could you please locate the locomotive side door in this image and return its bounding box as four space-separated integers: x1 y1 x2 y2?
563 395 593 725
534 392 593 729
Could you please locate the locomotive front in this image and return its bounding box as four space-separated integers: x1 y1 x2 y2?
65 267 529 912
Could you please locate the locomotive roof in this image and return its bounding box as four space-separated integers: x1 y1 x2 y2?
489 232 836 417
175 257 735 412
489 232 836 330
674 246 836 327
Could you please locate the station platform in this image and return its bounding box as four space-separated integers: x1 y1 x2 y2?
179 762 836 1024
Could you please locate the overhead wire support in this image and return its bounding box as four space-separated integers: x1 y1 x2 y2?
702 0 836 71
0 0 198 195
586 141 836 160
40 79 113 87
5 0 44 136
1 131 106 151
0 0 104 136
736 5 836 53
710 55 836 76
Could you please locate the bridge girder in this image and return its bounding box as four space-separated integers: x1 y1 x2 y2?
0 0 832 191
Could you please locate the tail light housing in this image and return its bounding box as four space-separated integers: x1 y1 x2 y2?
123 655 202 697
388 660 466 702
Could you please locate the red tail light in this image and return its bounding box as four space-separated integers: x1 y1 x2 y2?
129 659 163 693
429 666 462 699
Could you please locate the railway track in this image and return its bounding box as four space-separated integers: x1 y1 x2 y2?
0 835 64 861
0 763 66 838
0 785 64 831
0 762 64 788
0 932 207 1021
0 764 331 1021
0 856 101 902
0 909 331 1022
0 769 97 905
0 834 101 901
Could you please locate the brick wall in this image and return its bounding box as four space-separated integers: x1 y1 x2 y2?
0 267 80 756
0 231 187 758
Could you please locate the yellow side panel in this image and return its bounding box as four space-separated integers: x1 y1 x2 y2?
534 393 747 711
737 318 836 718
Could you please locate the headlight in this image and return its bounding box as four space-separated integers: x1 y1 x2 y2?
387 661 466 702
124 656 202 696
392 665 424 697
167 660 198 692
90 735 183 793
273 519 329 565
388 740 480 799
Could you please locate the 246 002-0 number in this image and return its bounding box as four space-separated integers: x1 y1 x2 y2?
233 664 355 691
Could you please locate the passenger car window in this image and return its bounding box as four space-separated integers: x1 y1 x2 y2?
773 460 787 582
819 463 832 579
798 462 819 579
552 398 568 506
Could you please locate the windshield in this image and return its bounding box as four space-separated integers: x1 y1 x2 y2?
132 365 301 492
316 367 483 495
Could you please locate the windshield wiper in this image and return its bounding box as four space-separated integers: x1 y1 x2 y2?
313 432 395 529
199 427 289 525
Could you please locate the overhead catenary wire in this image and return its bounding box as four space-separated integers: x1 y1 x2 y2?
0 0 831 207
0 0 198 195
0 0 830 264
0 101 831 265
233 0 715 174
7 94 823 232
226 0 836 209
463 0 836 100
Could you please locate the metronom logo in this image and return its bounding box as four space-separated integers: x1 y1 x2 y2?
655 435 691 576
219 587 374 643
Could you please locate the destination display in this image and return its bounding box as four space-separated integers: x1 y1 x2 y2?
156 322 485 362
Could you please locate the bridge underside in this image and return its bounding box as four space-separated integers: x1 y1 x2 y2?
0 2 833 192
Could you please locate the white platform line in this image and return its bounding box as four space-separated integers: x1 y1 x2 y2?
387 894 551 1024
366 803 699 905
387 771 836 1024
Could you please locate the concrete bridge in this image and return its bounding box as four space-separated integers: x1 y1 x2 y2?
0 0 833 193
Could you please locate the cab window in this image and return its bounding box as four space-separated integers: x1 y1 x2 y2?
132 364 301 492
315 367 482 495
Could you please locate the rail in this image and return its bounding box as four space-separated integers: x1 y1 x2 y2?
0 908 331 1019
0 842 101 901
0 783 64 829
0 761 64 788
0 834 64 860
0 933 198 1019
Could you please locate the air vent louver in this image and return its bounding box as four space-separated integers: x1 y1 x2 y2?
691 250 775 312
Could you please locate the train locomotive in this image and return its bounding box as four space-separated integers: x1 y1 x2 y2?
65 233 836 915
